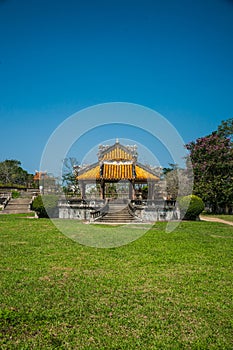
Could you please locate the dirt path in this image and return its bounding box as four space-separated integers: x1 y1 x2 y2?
200 216 233 227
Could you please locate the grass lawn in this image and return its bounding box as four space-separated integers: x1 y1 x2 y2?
0 215 233 349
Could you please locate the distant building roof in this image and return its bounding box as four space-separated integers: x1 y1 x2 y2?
33 171 47 181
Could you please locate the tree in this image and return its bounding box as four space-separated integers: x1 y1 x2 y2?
162 164 179 199
217 118 233 141
186 132 233 213
0 159 32 187
163 163 179 175
62 157 80 194
162 163 193 200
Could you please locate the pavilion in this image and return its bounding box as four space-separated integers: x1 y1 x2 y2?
75 140 159 201
58 141 179 222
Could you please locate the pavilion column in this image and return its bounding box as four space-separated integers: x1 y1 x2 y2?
130 181 136 200
148 181 155 201
129 181 133 200
100 180 105 200
80 181 86 199
152 182 155 200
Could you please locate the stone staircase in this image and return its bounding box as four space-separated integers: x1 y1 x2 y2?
2 192 34 214
96 202 138 223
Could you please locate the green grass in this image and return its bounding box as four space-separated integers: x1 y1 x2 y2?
0 212 36 218
0 215 233 349
54 220 152 248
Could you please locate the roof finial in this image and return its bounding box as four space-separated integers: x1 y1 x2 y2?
116 138 119 144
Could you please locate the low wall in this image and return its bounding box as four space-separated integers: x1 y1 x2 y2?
58 203 180 222
135 207 180 222
59 207 92 220
58 198 104 220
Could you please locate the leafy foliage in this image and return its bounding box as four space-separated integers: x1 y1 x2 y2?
62 157 80 194
162 163 193 200
217 117 233 141
0 159 33 187
186 131 233 213
178 194 204 220
11 190 20 199
32 195 59 218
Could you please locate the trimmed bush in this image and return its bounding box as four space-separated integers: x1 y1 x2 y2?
32 195 58 218
178 195 204 220
11 190 20 199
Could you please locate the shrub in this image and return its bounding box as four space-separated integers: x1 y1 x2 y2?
11 190 20 199
32 195 58 218
178 195 204 220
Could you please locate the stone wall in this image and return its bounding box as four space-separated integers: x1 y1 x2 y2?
134 206 180 222
59 207 92 220
58 203 180 222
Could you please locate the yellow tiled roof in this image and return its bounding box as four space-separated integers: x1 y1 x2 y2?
77 165 100 181
101 146 133 161
135 165 159 181
103 164 133 180
77 163 159 181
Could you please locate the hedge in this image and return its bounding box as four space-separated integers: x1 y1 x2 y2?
32 195 59 218
178 194 204 220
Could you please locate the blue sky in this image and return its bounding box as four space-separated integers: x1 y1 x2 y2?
0 0 233 173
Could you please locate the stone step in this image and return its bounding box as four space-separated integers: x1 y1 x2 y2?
21 190 39 197
100 214 134 219
4 205 30 210
105 209 132 215
2 197 33 214
97 218 136 223
107 205 127 212
8 198 32 204
96 204 137 223
2 209 33 214
106 209 132 216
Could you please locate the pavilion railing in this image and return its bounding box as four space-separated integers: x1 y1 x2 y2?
127 201 142 221
90 200 109 221
0 192 12 209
